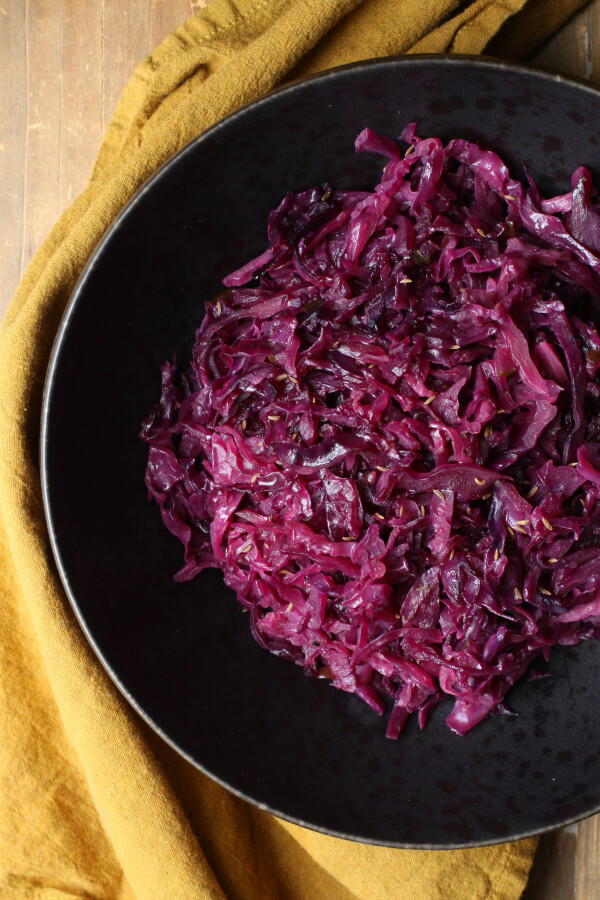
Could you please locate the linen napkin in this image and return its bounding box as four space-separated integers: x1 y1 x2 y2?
0 0 588 897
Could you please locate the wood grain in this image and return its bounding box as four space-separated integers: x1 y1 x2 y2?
0 1 26 320
102 0 152 131
576 814 600 898
60 2 102 211
522 827 577 900
0 0 188 320
18 0 61 290
530 2 600 81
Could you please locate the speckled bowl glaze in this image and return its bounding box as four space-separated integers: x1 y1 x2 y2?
42 56 600 847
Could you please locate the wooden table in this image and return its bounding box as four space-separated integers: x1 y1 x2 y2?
2 2 600 897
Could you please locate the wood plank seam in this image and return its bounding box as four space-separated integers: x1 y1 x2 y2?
18 0 30 284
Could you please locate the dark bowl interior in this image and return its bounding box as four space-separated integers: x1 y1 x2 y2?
42 56 600 848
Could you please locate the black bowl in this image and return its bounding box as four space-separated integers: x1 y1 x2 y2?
41 56 600 848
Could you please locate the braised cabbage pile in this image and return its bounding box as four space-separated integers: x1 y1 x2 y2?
141 125 600 737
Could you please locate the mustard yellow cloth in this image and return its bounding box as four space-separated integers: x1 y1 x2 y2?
0 0 588 897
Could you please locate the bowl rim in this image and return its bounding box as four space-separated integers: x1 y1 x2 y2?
40 53 600 848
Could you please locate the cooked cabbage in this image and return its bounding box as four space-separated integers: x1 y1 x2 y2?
141 125 600 737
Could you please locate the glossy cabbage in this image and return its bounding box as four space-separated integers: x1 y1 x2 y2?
141 125 600 738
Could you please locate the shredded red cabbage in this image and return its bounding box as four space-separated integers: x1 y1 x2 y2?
141 125 600 738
